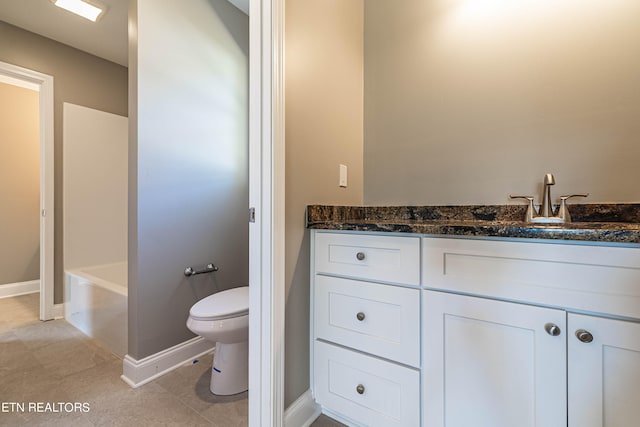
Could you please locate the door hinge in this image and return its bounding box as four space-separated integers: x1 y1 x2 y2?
42 209 46 217
249 207 255 223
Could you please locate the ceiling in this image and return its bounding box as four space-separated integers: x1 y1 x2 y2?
0 0 249 68
0 0 129 66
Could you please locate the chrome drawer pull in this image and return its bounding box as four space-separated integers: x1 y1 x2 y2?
356 252 366 261
544 323 561 336
576 329 594 343
356 312 366 321
356 384 365 395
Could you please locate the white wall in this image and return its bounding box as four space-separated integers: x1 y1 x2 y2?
63 103 128 270
364 0 640 205
129 0 249 359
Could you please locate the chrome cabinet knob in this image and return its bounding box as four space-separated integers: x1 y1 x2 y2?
356 312 366 321
356 252 366 261
544 323 561 336
356 384 365 395
576 329 594 343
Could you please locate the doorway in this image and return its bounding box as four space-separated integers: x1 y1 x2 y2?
0 60 55 321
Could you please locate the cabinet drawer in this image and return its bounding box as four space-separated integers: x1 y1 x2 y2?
422 237 640 319
315 232 420 285
314 341 420 427
315 275 420 367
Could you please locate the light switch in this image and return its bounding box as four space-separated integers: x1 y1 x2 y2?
339 164 348 188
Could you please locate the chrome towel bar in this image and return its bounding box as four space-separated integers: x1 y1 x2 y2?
184 263 219 277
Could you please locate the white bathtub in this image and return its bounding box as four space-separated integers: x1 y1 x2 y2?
65 262 128 357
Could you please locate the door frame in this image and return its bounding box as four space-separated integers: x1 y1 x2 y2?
0 61 55 321
248 0 286 424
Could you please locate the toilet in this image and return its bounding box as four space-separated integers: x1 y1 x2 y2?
186 286 249 395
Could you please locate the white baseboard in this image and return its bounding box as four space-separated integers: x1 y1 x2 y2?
52 303 65 319
121 336 214 388
0 280 40 299
284 389 321 427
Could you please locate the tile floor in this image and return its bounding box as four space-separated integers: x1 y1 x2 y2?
309 414 346 427
0 293 340 427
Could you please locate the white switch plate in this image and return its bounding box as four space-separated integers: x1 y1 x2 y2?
339 164 347 188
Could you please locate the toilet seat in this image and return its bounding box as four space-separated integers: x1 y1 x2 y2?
189 286 248 321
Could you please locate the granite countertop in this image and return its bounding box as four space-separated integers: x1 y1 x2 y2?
306 204 640 244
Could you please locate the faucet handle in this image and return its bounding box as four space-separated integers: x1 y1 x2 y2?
510 195 535 201
560 194 589 201
557 194 589 223
510 195 537 222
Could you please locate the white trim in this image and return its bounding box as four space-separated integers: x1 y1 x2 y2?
284 389 322 427
120 337 214 388
0 73 40 91
0 61 55 321
248 0 286 424
272 0 286 422
309 231 316 393
52 303 65 319
0 281 40 299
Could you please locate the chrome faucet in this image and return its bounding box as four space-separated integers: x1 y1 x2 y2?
511 173 588 224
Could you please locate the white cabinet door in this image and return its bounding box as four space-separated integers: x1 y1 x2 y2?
423 291 567 427
568 313 640 427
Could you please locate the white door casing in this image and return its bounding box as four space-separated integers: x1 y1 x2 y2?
0 60 55 321
248 0 285 424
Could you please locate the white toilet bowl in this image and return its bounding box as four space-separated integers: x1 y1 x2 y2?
186 286 249 395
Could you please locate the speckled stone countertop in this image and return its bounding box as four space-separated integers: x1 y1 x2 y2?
306 204 640 244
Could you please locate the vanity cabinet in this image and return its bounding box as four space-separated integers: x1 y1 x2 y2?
424 292 640 427
311 230 640 427
311 231 421 426
422 237 640 427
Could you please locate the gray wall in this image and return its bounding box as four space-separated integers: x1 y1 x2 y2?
0 83 40 286
364 0 640 205
284 0 364 407
128 0 249 359
0 21 128 302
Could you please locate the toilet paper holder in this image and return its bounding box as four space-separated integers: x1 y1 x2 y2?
184 263 219 277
